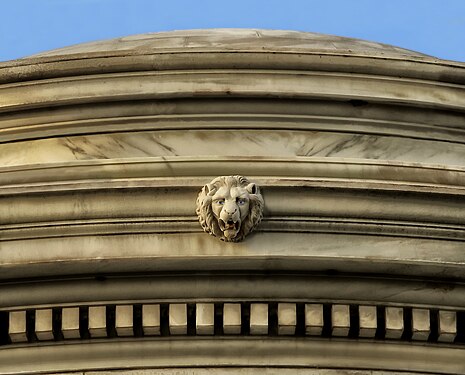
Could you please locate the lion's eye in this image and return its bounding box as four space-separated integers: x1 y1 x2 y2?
237 198 247 205
216 199 225 205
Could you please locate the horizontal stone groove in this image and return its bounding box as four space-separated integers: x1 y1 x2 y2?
1 217 464 242
1 302 462 347
2 340 465 375
1 70 464 114
2 109 465 145
0 181 463 231
1 157 465 191
2 179 464 197
5 271 465 309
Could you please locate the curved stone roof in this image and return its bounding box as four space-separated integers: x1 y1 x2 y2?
30 28 431 59
1 29 465 375
3 28 464 87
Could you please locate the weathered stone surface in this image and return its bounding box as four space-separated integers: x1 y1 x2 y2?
385 307 404 339
438 310 457 343
0 28 464 375
26 29 433 59
305 304 324 336
411 308 430 341
278 303 296 335
223 304 241 334
88 306 107 338
62 307 80 339
115 305 133 337
169 304 187 335
35 308 54 341
250 304 268 335
358 305 377 338
331 305 350 337
196 303 214 335
142 305 160 336
8 310 27 343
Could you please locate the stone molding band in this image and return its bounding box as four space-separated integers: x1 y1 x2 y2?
2 156 465 186
1 50 464 85
1 100 464 144
1 217 464 242
3 274 465 311
0 159 463 241
2 338 465 375
1 70 464 114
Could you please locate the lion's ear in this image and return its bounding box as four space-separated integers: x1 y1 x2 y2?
246 183 257 194
205 183 215 195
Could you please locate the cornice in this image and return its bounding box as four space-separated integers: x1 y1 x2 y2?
1 50 464 85
1 336 465 374
1 70 464 115
2 99 464 144
1 157 464 192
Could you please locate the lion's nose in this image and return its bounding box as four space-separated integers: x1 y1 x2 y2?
225 208 237 215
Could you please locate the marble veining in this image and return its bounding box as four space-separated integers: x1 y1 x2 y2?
0 129 464 167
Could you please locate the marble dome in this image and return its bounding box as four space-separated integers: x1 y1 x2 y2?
28 29 431 59
0 30 465 375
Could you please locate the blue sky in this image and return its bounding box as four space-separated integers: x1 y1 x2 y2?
1 0 464 62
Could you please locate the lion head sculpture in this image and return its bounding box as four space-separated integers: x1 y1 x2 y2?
196 176 264 242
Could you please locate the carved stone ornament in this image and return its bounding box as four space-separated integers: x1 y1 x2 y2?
196 176 264 242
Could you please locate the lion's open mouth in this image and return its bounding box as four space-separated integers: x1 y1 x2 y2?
219 219 240 233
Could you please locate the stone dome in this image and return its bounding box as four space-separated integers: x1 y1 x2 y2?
0 29 465 375
2 29 464 90
29 29 432 59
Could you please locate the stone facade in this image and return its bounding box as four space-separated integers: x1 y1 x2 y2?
0 29 464 374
